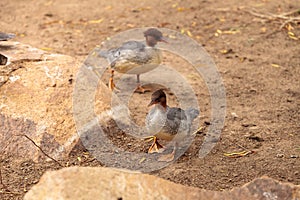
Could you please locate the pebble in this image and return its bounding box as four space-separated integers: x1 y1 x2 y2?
276 154 284 158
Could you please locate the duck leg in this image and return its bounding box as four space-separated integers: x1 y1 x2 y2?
108 69 120 92
108 69 116 91
134 74 151 93
146 136 164 153
158 142 177 162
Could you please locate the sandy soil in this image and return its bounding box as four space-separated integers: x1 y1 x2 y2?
0 0 299 199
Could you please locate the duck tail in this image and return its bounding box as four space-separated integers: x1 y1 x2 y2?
186 108 199 121
98 50 109 58
0 32 15 41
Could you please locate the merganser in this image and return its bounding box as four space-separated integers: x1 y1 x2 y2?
99 28 167 93
145 89 199 162
0 32 15 41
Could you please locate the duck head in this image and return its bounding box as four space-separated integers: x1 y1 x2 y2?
144 28 167 47
148 89 167 108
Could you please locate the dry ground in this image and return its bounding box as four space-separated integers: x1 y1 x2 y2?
0 0 299 199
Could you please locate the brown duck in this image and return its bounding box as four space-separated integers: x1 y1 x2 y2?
99 28 167 93
145 89 199 162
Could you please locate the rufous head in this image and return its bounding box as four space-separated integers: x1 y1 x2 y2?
144 28 167 47
148 89 167 108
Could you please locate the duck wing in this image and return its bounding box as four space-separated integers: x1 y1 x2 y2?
165 107 187 134
99 41 153 66
166 107 199 134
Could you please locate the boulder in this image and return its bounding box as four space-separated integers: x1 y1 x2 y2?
24 166 300 200
0 41 81 161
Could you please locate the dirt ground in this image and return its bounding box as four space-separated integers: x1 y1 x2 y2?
1 0 300 199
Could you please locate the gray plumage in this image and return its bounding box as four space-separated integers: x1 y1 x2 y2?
97 28 165 76
99 40 153 67
0 32 15 41
146 105 199 137
146 89 199 139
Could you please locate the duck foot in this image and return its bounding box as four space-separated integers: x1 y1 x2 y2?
146 136 164 153
135 74 150 93
134 84 151 93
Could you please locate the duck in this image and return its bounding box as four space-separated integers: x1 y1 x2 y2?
145 89 199 162
99 28 167 93
0 32 15 41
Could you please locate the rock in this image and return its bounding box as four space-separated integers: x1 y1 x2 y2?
0 41 133 163
24 167 300 200
0 42 82 162
0 53 8 65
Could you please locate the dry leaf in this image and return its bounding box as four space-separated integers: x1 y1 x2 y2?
177 7 186 12
139 157 146 163
127 24 135 28
219 49 233 54
288 32 298 40
271 63 280 68
224 150 254 158
219 17 226 22
260 27 267 33
88 18 103 24
288 31 295 36
195 35 201 40
288 35 299 40
172 3 178 8
286 23 294 31
186 30 193 37
222 30 240 34
41 47 53 51
168 35 176 39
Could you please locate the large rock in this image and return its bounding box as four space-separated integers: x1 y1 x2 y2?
0 41 139 163
0 41 83 161
24 166 300 200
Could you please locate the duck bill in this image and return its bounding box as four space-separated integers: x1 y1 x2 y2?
159 36 168 43
147 100 156 107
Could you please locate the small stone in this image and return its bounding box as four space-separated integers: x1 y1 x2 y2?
290 155 298 158
276 154 284 158
231 112 238 119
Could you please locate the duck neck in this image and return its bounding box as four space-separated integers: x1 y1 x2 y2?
157 101 167 111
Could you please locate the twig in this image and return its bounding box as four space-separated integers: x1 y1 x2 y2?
280 18 297 30
0 168 4 188
246 10 276 20
0 190 23 195
0 167 2 186
281 8 300 16
245 9 300 29
19 134 63 167
234 142 248 151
